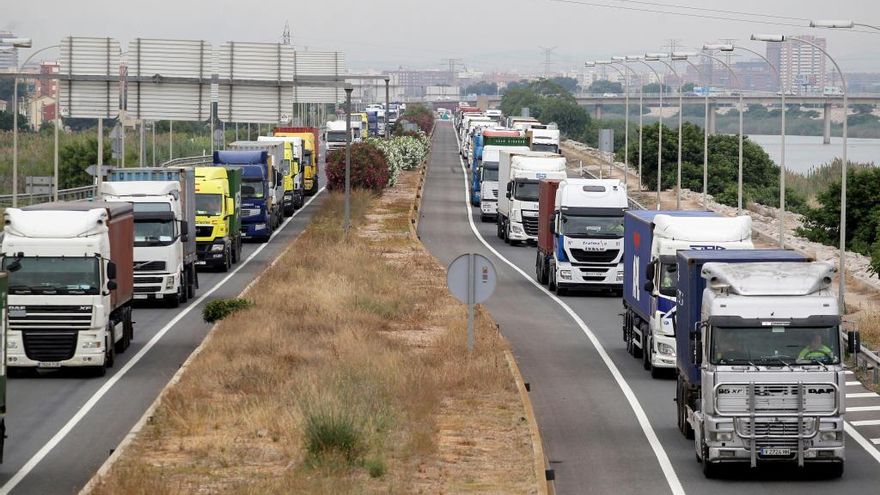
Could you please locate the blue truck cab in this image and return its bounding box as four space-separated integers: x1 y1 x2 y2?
470 132 485 205
213 150 276 243
622 210 753 377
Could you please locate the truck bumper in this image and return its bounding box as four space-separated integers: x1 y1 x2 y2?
133 272 179 299
241 222 271 240
651 333 677 368
7 329 108 367
556 262 623 289
196 240 228 267
480 200 497 217
507 220 534 242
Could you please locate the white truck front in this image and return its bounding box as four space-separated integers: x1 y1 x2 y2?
2 206 133 373
497 151 567 244
325 121 348 153
646 215 753 372
102 181 189 306
479 145 529 221
551 179 627 293
529 127 561 154
693 262 845 477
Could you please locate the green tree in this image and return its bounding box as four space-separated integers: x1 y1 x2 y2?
642 82 672 94
539 97 591 137
797 166 880 275
549 76 580 93
588 80 623 94
499 86 541 119
0 110 29 131
59 136 111 189
464 81 498 95
681 82 695 93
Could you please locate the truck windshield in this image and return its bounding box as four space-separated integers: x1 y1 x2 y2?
711 326 841 366
135 220 175 246
513 181 539 201
132 202 171 213
241 180 265 199
658 262 677 297
531 143 559 153
3 257 100 295
196 194 223 216
561 215 624 238
326 131 347 143
482 166 499 182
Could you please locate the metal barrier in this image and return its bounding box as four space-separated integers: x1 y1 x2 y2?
161 155 212 167
0 185 96 208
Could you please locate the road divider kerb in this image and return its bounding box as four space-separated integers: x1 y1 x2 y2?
8 188 326 495
449 123 686 495
504 350 553 495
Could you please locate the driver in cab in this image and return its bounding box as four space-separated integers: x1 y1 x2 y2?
798 333 833 361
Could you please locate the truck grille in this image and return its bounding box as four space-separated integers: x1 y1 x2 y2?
716 383 837 414
134 261 166 272
242 208 261 217
196 225 213 237
22 330 78 362
522 216 539 236
9 305 92 331
738 419 815 438
569 249 620 263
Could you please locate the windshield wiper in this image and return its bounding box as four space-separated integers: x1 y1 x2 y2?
759 355 794 371
8 284 32 293
806 358 829 371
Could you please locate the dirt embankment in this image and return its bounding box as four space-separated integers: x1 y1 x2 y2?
85 166 541 494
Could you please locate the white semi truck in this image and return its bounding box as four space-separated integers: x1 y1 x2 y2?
677 256 845 477
497 150 567 245
324 120 349 153
622 211 754 376
527 125 561 154
539 179 628 294
103 167 198 307
2 202 135 375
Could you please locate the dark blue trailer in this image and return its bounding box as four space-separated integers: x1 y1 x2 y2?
673 248 810 438
213 150 276 243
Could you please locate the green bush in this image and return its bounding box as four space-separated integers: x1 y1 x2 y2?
364 458 386 478
202 298 252 323
304 410 365 463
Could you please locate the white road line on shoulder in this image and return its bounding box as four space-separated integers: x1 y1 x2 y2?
847 381 862 386
845 370 855 375
848 405 880 412
0 189 326 495
845 422 880 463
448 126 685 495
848 392 880 399
851 419 880 427
871 438 880 445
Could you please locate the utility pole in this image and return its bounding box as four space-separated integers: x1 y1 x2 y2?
440 58 463 87
281 21 291 45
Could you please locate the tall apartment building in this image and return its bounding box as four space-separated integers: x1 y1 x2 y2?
770 35 827 95
0 31 20 70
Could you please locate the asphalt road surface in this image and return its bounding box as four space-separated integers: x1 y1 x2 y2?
0 176 326 495
418 121 880 494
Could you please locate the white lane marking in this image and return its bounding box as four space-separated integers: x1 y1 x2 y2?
848 405 880 412
847 381 862 386
0 189 326 495
848 392 880 399
449 126 685 495
872 438 880 445
846 422 880 463
851 419 880 427
845 370 855 375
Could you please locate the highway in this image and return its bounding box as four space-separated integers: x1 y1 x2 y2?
418 121 880 494
0 179 325 495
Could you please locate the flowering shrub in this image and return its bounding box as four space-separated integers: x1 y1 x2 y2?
391 104 434 135
364 134 430 186
326 143 390 192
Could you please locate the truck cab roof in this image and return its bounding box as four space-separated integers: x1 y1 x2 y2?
556 179 627 210
103 181 180 197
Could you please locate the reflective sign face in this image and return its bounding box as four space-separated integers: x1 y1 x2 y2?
446 253 497 304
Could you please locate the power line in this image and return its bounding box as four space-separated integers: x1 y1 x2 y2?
539 46 558 78
547 0 880 33
611 0 807 22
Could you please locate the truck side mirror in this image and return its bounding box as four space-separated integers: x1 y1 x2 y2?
643 280 655 293
107 261 117 281
691 327 704 366
107 280 118 291
645 263 655 280
180 220 189 242
226 198 235 215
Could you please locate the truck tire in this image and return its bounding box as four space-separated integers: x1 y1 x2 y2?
677 377 694 439
307 177 319 196
164 292 180 308
643 333 652 370
221 247 232 272
231 240 240 264
630 319 643 359
535 253 545 284
496 217 504 239
105 326 116 369
187 267 197 299
179 271 188 304
115 307 132 353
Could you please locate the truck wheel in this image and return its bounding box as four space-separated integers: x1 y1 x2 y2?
179 271 188 304
115 308 132 353
535 253 544 284
496 218 504 239
221 248 232 272
164 290 181 308
105 327 116 369
631 321 643 359
643 335 652 371
187 268 197 299
702 451 720 478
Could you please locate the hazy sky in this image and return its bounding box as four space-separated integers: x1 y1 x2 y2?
5 0 880 73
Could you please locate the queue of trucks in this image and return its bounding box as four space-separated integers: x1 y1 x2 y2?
456 102 848 476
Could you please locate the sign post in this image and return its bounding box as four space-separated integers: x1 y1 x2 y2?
446 253 497 352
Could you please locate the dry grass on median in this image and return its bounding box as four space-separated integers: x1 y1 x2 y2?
89 169 538 494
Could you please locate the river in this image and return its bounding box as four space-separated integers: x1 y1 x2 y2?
748 134 879 175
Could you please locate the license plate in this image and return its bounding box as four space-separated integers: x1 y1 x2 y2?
196 261 207 266
584 272 606 278
38 361 62 369
760 448 791 457
9 309 26 318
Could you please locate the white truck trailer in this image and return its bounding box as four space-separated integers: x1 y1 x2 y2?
497 150 567 245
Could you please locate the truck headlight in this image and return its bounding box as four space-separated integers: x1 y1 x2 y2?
559 270 572 280
820 431 841 442
256 223 267 230
512 209 522 222
713 432 734 442
8 341 18 349
82 341 102 349
165 276 175 289
657 342 675 355
210 243 225 252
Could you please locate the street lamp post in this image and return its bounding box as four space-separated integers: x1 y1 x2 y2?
344 86 354 235
809 19 880 32
709 43 787 247
636 57 665 209
670 53 708 210
384 77 390 139
592 59 630 188
700 50 744 213
647 55 685 209
625 56 645 192
753 33 849 311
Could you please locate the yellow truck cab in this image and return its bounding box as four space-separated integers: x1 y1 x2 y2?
259 136 305 215
352 112 369 137
273 127 320 196
194 166 242 271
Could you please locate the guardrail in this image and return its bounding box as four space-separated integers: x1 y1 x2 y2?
162 155 212 167
0 185 96 208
